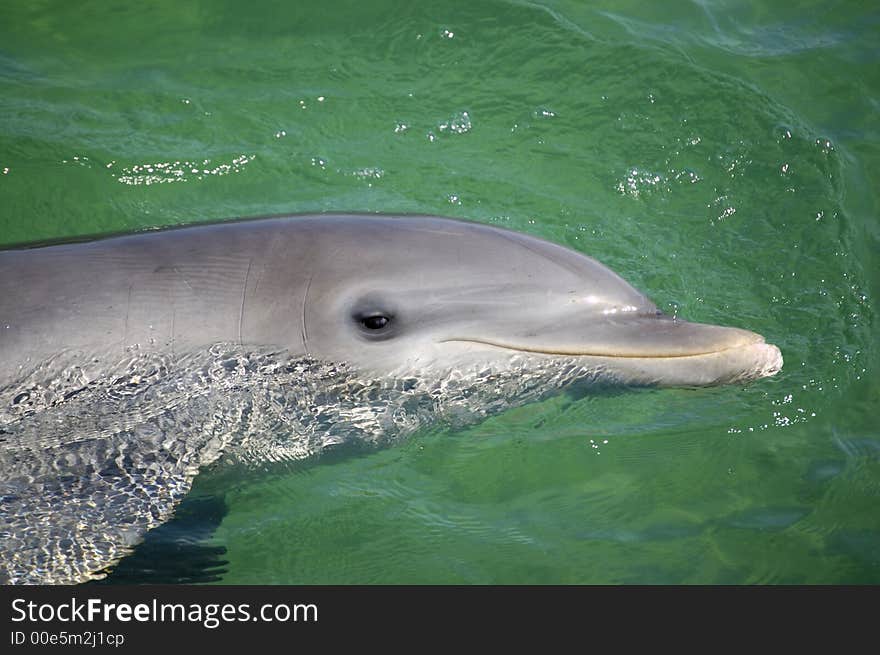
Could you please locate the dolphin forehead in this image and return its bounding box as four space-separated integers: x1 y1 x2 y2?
291 214 653 313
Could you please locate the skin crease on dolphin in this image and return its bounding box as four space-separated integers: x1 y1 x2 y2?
0 214 783 583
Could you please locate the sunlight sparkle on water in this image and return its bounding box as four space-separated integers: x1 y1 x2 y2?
115 155 255 186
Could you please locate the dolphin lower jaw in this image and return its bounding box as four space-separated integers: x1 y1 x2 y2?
590 341 784 386
438 339 783 387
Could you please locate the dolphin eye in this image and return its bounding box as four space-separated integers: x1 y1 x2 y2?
351 297 397 340
361 315 390 330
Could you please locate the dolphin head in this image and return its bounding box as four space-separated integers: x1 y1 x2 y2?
295 215 782 388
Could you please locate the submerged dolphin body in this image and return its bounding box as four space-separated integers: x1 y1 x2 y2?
0 214 782 583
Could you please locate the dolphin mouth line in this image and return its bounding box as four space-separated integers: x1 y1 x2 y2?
440 338 764 359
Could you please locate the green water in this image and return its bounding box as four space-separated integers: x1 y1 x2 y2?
1 0 877 584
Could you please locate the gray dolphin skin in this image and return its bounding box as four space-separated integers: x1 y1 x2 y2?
0 214 782 583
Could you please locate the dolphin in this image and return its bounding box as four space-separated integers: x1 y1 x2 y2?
0 214 782 583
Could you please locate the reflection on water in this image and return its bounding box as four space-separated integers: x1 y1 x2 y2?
1 341 614 583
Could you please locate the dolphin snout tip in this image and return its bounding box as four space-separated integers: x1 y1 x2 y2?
711 326 782 381
758 342 784 379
